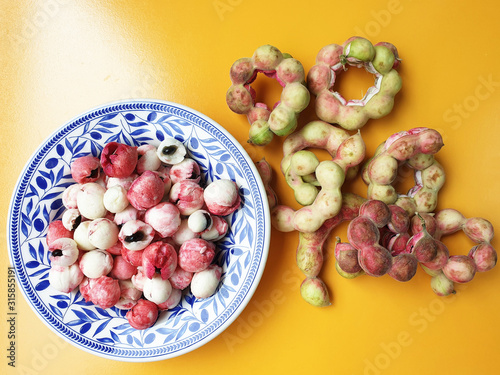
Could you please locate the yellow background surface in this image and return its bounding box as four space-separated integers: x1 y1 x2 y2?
2 0 500 374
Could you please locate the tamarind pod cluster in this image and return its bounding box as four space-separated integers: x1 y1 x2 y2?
344 200 406 278
307 37 402 131
281 120 350 206
296 193 365 306
411 209 496 294
278 121 366 234
337 199 452 282
226 45 310 145
434 209 497 282
379 205 412 256
364 127 445 212
345 200 395 278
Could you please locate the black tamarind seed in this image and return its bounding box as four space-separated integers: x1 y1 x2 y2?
162 145 178 155
125 231 145 243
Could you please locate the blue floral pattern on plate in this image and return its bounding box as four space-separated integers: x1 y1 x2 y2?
7 100 270 361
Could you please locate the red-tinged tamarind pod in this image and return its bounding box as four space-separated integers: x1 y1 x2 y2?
226 45 309 145
388 253 418 282
308 37 402 131
334 241 362 275
358 199 391 228
300 277 331 307
405 215 439 263
363 128 445 213
358 244 393 277
442 255 476 284
468 244 497 272
463 217 494 244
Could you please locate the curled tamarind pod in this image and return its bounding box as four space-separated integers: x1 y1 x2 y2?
300 277 331 307
433 209 466 237
468 244 497 272
358 244 393 277
430 271 456 296
359 199 391 228
226 45 309 145
309 38 402 131
442 255 476 283
292 160 345 233
365 128 445 210
281 121 357 208
463 217 494 244
388 253 418 282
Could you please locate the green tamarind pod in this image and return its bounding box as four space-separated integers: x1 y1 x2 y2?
268 105 298 137
342 37 375 64
372 45 395 74
248 119 274 145
300 277 331 307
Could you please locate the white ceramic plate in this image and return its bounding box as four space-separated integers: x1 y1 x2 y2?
7 99 270 361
